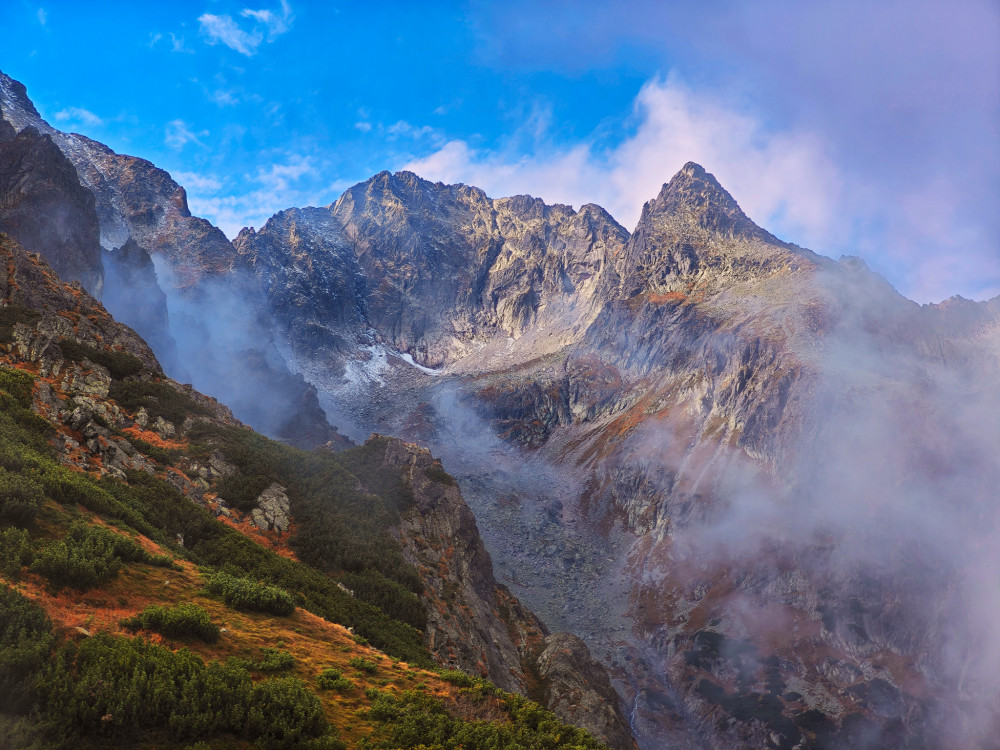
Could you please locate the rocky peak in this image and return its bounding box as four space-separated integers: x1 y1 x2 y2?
0 70 43 129
612 162 817 296
645 161 763 239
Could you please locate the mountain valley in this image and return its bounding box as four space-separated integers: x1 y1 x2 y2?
1 68 999 749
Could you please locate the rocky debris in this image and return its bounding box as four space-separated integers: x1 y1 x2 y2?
537 633 636 750
61 360 111 398
251 483 291 532
372 436 634 749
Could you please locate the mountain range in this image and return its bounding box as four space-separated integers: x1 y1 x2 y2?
1 68 998 749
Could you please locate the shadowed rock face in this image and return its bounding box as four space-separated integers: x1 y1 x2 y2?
0 122 104 294
366 435 635 750
0 70 344 451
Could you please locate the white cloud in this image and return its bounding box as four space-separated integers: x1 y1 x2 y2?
165 120 208 150
171 171 223 192
198 1 293 56
198 14 261 55
209 89 239 106
387 120 437 140
242 0 293 40
170 33 193 53
54 107 103 128
403 75 842 241
185 153 318 237
37 8 46 26
354 122 372 133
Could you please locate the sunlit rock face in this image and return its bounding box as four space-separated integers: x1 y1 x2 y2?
238 162 1000 750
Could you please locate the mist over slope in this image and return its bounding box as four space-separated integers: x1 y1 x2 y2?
2 67 999 749
0 70 345 449
236 166 1000 749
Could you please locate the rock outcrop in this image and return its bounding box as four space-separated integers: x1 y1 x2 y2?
230 164 1000 750
251 483 291 532
0 120 104 294
366 435 634 750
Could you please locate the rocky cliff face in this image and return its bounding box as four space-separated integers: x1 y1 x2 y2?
234 170 628 370
233 162 1000 749
0 119 104 294
0 70 344 450
361 435 634 750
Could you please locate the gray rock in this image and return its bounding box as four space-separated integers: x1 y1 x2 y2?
152 415 175 439
251 483 291 532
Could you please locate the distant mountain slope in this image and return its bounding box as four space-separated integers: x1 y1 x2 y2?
3 67 998 749
236 165 1000 749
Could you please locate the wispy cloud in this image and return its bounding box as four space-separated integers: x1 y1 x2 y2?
170 33 193 53
354 122 372 133
54 107 103 128
171 170 223 192
165 119 208 149
405 75 840 247
36 8 46 26
209 89 239 106
183 152 318 237
198 1 294 56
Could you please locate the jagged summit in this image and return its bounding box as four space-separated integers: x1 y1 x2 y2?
646 161 762 238
0 69 43 129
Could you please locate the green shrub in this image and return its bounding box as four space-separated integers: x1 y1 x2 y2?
246 677 327 749
365 687 609 749
0 366 35 408
437 669 475 688
30 522 172 590
58 338 147 380
343 569 426 632
229 647 296 673
214 472 273 512
109 378 210 424
317 668 353 692
0 469 44 524
128 436 182 466
0 527 33 579
0 584 53 713
205 572 295 616
121 603 220 643
424 463 456 486
36 633 329 745
348 656 378 674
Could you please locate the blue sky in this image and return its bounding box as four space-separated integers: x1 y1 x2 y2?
1 0 998 303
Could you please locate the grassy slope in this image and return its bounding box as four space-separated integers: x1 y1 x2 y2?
0 351 608 750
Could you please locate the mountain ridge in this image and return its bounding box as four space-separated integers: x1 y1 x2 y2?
2 66 999 749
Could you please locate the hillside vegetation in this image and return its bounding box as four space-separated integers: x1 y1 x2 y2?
0 334 608 749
